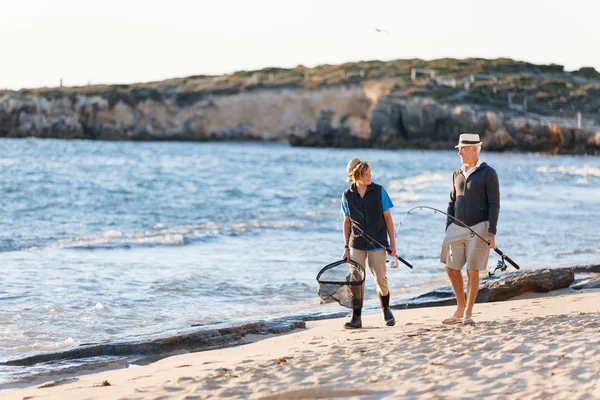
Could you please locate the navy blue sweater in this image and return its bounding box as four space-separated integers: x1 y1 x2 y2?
447 162 500 234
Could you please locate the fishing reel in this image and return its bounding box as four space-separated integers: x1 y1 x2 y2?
488 256 507 277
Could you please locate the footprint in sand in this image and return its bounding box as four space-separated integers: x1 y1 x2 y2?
36 378 79 389
257 388 385 400
162 385 185 392
134 386 154 393
128 375 153 381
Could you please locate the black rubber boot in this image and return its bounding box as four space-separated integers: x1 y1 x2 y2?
344 308 362 329
379 293 396 326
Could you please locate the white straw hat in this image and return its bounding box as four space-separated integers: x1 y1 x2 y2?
455 133 482 148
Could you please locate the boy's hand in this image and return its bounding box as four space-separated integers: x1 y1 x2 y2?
342 248 350 262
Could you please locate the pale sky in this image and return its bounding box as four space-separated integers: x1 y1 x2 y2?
1 0 598 90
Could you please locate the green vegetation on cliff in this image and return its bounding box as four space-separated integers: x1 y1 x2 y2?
2 58 599 123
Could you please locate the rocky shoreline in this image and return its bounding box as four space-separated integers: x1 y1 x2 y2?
1 58 599 154
4 264 597 373
290 98 600 154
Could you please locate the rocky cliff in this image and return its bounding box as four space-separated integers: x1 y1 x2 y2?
293 92 600 154
1 58 599 154
0 84 378 142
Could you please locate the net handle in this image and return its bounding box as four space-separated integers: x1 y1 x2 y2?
316 259 365 283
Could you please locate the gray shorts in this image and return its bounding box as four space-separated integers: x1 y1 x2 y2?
440 221 491 271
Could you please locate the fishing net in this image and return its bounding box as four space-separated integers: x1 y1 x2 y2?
316 259 365 309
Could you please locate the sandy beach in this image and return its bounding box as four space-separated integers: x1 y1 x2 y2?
3 288 599 400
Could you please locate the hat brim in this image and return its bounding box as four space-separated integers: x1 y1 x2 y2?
455 142 482 148
347 160 370 174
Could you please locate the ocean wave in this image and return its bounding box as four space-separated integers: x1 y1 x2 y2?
556 248 600 257
44 304 64 313
56 232 186 249
10 337 77 354
387 172 447 191
19 218 308 252
536 165 600 178
386 172 447 205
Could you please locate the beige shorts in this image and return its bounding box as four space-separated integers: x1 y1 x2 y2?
440 221 491 271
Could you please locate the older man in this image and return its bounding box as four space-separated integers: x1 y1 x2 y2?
441 133 500 325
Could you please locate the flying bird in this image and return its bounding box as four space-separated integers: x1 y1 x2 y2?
372 27 390 34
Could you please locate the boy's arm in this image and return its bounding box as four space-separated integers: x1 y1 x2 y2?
342 216 351 260
383 209 396 257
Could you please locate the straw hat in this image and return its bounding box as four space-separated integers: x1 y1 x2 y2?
455 133 482 148
346 158 368 174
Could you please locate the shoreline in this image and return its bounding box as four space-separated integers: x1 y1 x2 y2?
3 288 599 399
1 266 594 386
0 136 598 155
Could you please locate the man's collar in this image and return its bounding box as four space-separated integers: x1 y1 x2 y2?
461 159 482 173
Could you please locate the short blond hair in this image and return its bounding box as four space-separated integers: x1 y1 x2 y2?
346 158 370 183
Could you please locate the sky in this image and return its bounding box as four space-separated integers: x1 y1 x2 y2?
1 0 599 90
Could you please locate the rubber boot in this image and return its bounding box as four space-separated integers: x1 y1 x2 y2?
380 293 395 326
344 308 362 329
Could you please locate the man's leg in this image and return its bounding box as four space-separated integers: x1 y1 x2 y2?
444 240 467 319
465 221 490 323
463 222 490 322
446 267 466 318
465 269 480 317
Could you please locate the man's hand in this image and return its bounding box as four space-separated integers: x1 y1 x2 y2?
342 247 350 262
488 233 496 249
388 247 397 258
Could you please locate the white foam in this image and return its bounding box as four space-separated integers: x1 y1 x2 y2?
103 230 122 238
56 232 185 249
92 303 105 310
44 304 64 313
536 165 600 178
386 172 446 206
33 219 305 251
134 234 185 246
10 337 77 353
390 192 420 205
387 172 446 191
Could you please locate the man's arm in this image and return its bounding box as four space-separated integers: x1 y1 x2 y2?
486 168 500 248
446 173 456 230
383 209 396 257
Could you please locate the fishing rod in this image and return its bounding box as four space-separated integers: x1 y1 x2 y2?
349 220 414 269
397 205 520 276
